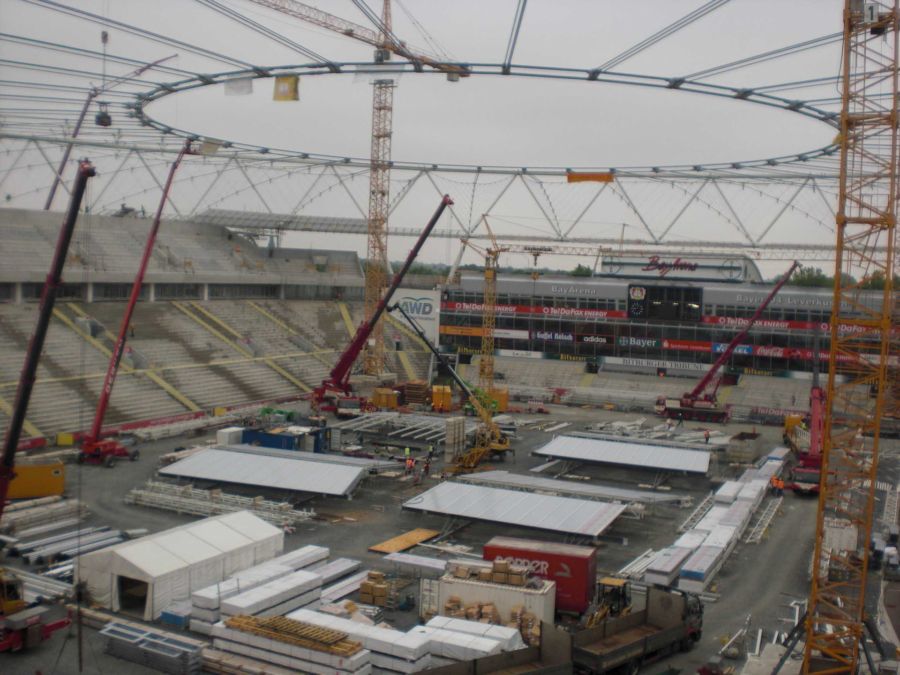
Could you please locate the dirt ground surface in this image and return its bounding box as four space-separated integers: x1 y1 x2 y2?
5 403 900 675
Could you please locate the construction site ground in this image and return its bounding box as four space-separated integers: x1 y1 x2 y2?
7 403 900 675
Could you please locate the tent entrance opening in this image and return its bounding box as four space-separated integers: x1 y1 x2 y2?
117 576 148 614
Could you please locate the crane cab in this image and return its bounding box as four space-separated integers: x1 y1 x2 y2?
0 570 26 618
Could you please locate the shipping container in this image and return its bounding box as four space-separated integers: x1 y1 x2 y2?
437 574 556 625
217 426 245 445
488 387 509 413
483 536 595 613
9 460 65 499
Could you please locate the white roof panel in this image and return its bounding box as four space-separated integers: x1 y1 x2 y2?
159 448 365 496
115 541 186 579
534 436 710 474
458 471 682 503
153 530 223 565
403 482 625 537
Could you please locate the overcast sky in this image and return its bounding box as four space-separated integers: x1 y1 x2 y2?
0 0 847 273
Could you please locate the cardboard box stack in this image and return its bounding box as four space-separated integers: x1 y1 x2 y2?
360 571 389 608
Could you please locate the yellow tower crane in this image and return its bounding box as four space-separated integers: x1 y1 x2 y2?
802 3 900 675
456 217 511 469
246 0 467 376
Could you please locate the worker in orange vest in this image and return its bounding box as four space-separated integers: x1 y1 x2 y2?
770 475 778 496
776 477 785 497
704 430 710 444
405 457 413 476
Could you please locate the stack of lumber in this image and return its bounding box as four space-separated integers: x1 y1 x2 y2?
211 615 371 675
0 498 87 534
404 380 430 405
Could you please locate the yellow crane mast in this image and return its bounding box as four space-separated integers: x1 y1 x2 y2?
457 217 510 469
803 2 900 674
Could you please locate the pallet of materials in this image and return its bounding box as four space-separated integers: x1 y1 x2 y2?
693 505 730 532
677 546 725 593
407 625 502 661
704 525 739 556
672 531 708 552
423 616 524 652
287 608 432 670
714 481 742 505
643 547 694 586
212 615 370 675
437 573 556 625
720 501 754 536
101 622 203 675
310 558 361 585
405 380 430 405
221 570 321 618
0 498 87 533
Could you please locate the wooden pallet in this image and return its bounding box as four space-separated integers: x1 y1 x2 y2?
225 615 363 655
369 528 441 553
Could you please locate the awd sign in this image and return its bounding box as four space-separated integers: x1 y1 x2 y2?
395 289 441 345
398 296 435 316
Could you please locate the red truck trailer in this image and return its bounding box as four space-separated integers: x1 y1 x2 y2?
483 536 596 614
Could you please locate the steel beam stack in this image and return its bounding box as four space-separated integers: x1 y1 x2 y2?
101 622 203 675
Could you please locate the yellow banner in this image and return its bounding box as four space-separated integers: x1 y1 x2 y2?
440 325 483 337
273 75 299 101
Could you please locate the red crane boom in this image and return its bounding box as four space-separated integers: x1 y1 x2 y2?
315 195 452 409
655 260 800 423
1 161 95 518
80 142 194 467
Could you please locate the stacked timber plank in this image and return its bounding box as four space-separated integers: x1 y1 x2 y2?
404 381 430 406
191 546 329 633
211 614 372 675
0 498 87 534
101 622 203 675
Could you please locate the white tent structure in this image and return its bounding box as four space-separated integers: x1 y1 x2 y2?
76 511 283 620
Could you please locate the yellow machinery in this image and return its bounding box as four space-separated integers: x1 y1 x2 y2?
0 570 25 619
585 578 633 628
8 460 64 500
457 218 511 470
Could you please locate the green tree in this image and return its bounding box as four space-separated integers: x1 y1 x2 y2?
786 267 832 287
571 264 592 277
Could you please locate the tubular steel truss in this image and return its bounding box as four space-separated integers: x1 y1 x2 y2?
803 3 899 675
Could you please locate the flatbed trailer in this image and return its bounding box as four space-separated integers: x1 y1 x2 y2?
654 399 729 423
573 586 702 675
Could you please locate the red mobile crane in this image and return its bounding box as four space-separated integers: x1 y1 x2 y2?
80 142 193 467
0 161 96 651
315 195 453 414
654 261 801 423
787 326 824 495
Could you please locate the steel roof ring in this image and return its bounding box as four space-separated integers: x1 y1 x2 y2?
130 60 840 177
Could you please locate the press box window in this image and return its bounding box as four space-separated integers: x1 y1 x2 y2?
628 285 702 322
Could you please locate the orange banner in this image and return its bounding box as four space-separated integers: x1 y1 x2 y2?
567 172 614 183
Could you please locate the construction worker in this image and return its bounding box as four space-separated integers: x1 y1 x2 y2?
130 322 136 338
770 475 778 496
666 418 674 431
704 430 710 444
404 446 410 459
405 457 414 476
427 445 434 460
776 477 785 497
423 457 431 477
676 412 684 428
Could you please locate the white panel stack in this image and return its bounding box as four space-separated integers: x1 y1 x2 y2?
217 427 245 445
286 609 433 672
191 564 293 631
705 525 738 556
310 558 361 585
407 626 502 661
270 545 329 571
424 617 525 652
678 546 724 593
643 547 694 586
211 621 371 675
694 505 729 532
222 570 321 618
736 479 769 509
720 501 753 536
673 530 708 552
714 482 742 505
